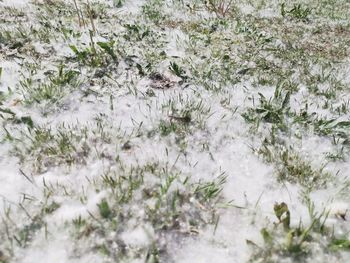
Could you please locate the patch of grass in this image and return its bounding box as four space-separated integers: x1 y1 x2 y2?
0 26 30 50
154 95 212 139
70 162 226 261
159 120 179 137
142 0 166 25
276 149 329 188
20 64 80 106
256 137 331 189
14 124 89 173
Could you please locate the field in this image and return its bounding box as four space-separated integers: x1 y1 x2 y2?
1 0 350 262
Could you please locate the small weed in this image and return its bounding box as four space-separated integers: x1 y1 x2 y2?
96 41 117 61
159 120 178 136
169 62 187 80
98 199 111 219
195 173 227 201
242 86 291 129
281 3 311 20
124 24 150 41
69 40 118 68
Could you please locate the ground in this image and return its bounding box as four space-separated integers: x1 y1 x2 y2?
0 0 350 262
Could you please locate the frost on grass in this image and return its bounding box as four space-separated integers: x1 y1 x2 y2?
1 0 350 262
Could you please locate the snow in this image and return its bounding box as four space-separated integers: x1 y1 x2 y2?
0 61 21 92
0 0 30 7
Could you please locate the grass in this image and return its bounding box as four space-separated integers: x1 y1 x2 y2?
280 3 311 20
14 125 88 173
0 0 350 262
67 162 226 261
0 26 30 50
20 64 81 106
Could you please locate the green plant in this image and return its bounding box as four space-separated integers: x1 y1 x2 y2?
98 199 111 219
69 40 118 68
169 62 187 80
242 86 291 128
159 120 178 136
96 41 117 61
281 3 311 20
124 24 150 41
